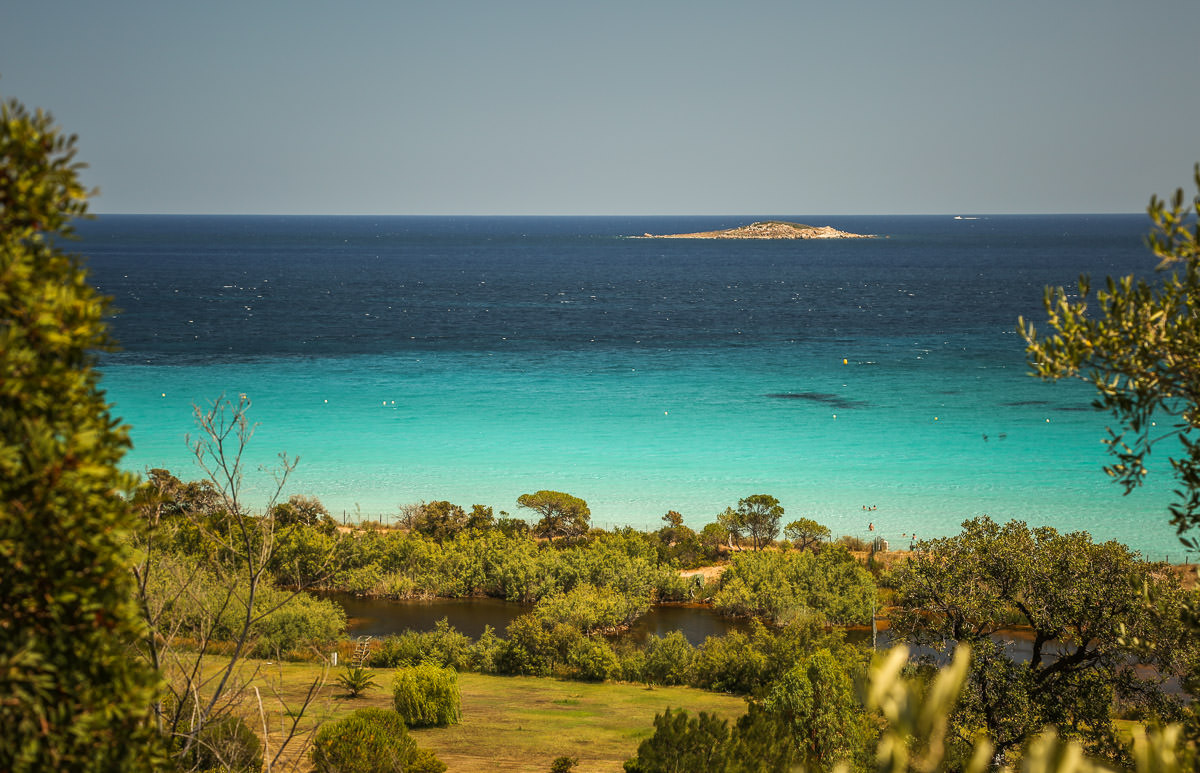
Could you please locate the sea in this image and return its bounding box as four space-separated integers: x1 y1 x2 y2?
75 214 1188 559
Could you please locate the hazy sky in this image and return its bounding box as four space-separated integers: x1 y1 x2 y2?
3 1 1198 215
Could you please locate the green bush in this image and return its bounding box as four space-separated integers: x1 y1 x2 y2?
692 630 769 694
392 663 462 727
644 631 695 686
565 637 622 682
310 707 418 773
371 619 472 670
711 547 875 625
470 625 505 673
192 715 262 773
336 666 379 698
495 614 554 676
534 583 649 634
0 94 162 771
618 646 647 684
250 590 346 658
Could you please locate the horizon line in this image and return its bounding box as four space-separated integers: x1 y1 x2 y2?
86 211 1149 218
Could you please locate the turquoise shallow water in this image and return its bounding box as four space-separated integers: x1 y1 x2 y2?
84 215 1186 557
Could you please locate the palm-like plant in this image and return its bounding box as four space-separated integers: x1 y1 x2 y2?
336 666 379 698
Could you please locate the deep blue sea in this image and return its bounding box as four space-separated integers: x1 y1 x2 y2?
77 214 1186 557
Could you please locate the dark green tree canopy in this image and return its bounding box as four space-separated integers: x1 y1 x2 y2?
407 500 469 543
1021 166 1200 543
517 490 590 542
892 516 1196 759
737 494 784 550
0 95 161 771
783 517 830 551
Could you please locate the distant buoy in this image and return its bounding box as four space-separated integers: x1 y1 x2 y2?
161 393 166 398
843 358 848 365
934 416 939 421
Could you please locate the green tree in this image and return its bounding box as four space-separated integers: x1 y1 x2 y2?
711 546 876 625
783 517 830 551
699 521 729 558
643 631 696 686
310 707 439 773
891 516 1195 761
737 494 784 550
716 507 746 549
466 503 495 531
517 490 590 543
0 94 162 771
392 663 462 727
406 500 469 543
623 705 793 773
1020 165 1200 543
761 649 874 771
271 493 336 532
623 708 733 772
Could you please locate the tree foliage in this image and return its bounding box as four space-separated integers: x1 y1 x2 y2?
761 648 874 771
711 546 876 625
891 517 1196 760
783 518 830 551
1021 165 1200 542
392 663 462 727
623 705 793 773
737 494 784 550
310 707 431 773
517 490 591 542
0 94 162 772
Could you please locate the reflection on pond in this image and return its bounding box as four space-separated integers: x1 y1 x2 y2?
321 593 749 646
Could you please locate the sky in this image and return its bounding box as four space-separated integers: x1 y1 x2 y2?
2 0 1198 215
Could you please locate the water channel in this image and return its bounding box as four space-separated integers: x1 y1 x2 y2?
323 593 753 646
326 594 1076 663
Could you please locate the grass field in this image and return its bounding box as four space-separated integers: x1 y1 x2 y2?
237 659 748 772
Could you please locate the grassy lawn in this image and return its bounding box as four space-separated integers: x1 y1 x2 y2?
234 660 747 772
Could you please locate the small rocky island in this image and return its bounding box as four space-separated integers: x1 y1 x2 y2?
638 220 874 239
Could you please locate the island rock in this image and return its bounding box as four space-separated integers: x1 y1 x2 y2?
638 221 874 239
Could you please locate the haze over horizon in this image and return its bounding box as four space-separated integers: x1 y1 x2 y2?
3 1 1198 216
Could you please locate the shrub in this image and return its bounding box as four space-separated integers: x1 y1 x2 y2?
711 547 875 625
371 619 472 670
310 707 418 773
643 631 695 686
618 646 647 684
470 625 505 673
393 663 462 727
336 564 384 595
193 715 262 773
250 590 346 658
534 583 649 634
336 666 379 698
691 630 769 694
837 535 868 551
565 637 622 682
495 614 554 676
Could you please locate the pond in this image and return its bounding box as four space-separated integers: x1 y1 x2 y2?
321 593 750 646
